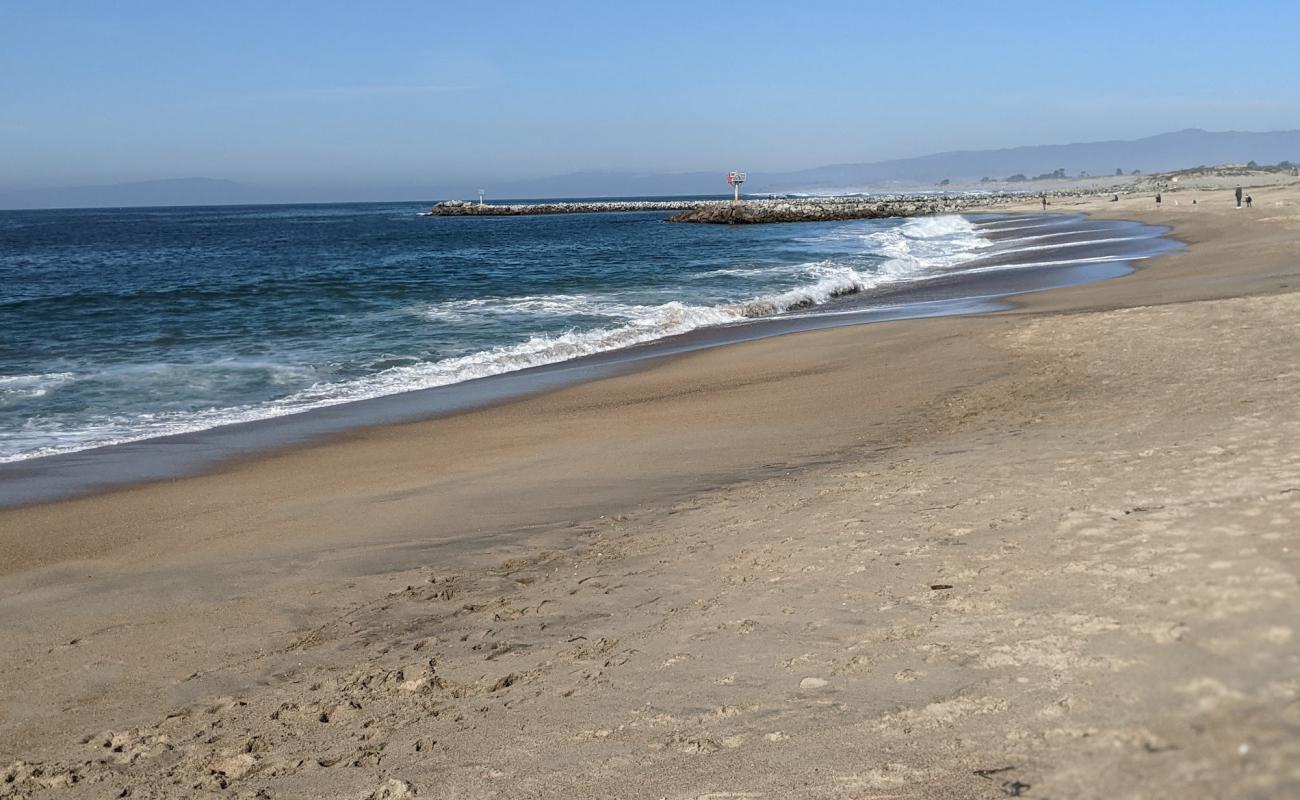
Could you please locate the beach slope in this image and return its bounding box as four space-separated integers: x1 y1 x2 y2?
2 183 1300 798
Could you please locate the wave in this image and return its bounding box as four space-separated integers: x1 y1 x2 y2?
2 215 993 462
972 219 1070 233
868 215 991 274
731 266 869 316
950 251 1161 278
992 227 1111 244
419 293 644 323
986 235 1146 257
0 373 76 404
0 305 737 462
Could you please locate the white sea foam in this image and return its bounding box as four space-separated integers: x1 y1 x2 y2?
693 264 806 279
0 373 76 403
420 294 637 322
987 235 1146 257
993 227 1111 244
951 251 1159 277
867 214 992 278
972 219 1069 233
731 266 869 317
2 215 995 462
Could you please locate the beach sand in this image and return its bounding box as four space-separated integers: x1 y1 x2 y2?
3 180 1300 798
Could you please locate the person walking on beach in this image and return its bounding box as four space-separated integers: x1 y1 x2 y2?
1040 194 1047 211
1236 186 1243 208
1156 192 1162 207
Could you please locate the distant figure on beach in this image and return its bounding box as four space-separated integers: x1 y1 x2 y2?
1155 192 1162 206
1246 195 1253 208
1111 194 1119 202
1236 186 1243 208
1040 194 1047 210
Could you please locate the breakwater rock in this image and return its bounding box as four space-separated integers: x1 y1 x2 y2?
421 193 1036 223
421 199 722 217
667 195 1019 224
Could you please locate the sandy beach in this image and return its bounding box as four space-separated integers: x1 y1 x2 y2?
3 178 1300 799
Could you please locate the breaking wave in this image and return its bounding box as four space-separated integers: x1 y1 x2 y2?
3 214 994 462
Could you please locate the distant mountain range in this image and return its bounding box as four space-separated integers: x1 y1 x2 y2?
767 128 1300 191
487 128 1300 198
3 129 1298 209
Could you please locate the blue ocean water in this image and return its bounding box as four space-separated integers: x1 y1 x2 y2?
0 203 1160 462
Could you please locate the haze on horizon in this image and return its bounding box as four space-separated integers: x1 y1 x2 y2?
3 0 1299 199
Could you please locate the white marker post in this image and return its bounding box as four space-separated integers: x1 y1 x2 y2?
478 189 485 207
727 171 746 203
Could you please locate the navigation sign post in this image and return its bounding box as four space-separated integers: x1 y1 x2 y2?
727 171 746 203
477 189 486 207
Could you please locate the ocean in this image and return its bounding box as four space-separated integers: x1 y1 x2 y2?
0 202 1177 467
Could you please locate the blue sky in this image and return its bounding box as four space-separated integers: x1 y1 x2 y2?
2 1 1298 192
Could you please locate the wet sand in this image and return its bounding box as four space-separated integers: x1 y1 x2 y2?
3 180 1300 798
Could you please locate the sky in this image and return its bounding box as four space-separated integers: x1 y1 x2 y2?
3 0 1299 194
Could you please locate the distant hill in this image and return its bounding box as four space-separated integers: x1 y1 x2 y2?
477 129 1300 198
763 128 1300 192
4 129 1298 209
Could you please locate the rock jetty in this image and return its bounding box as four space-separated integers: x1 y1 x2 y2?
667 195 1019 224
421 193 1035 223
421 199 721 217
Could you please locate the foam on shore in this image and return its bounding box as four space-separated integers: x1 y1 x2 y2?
2 216 993 463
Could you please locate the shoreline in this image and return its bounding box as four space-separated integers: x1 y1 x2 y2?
3 181 1300 797
0 213 1173 509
